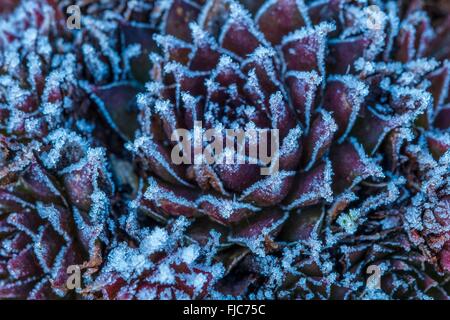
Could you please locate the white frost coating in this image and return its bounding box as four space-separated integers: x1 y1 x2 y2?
189 22 218 53
140 227 169 255
179 244 201 264
100 216 225 298
384 1 400 60
82 44 109 83
36 202 70 241
282 22 336 45
269 91 285 128
106 243 150 281
244 68 266 107
155 263 176 285
122 43 142 77
304 109 337 171
82 16 122 81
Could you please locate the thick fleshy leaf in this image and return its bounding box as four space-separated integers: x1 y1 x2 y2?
88 82 141 140
7 247 41 279
20 161 62 204
427 62 449 110
281 22 334 76
425 132 450 159
383 128 413 171
215 163 261 193
323 75 368 142
197 194 260 225
434 105 450 129
0 278 37 299
121 23 158 83
51 242 84 292
395 11 433 63
240 171 296 206
220 3 266 57
278 126 303 170
62 149 113 212
302 110 337 170
28 281 58 300
5 233 30 253
188 24 221 71
155 34 193 65
440 242 450 272
285 71 322 131
427 16 450 60
164 0 202 42
283 160 333 210
129 136 192 187
229 208 288 244
186 217 229 246
256 0 309 44
268 91 298 138
307 0 342 27
242 47 282 101
7 212 43 237
33 225 64 272
330 139 384 193
327 37 372 74
351 106 394 155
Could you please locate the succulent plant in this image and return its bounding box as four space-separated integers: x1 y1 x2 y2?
87 215 224 300
0 0 449 300
0 130 113 299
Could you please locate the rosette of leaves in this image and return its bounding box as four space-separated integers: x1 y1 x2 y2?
0 129 114 299
212 172 449 299
111 0 447 272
